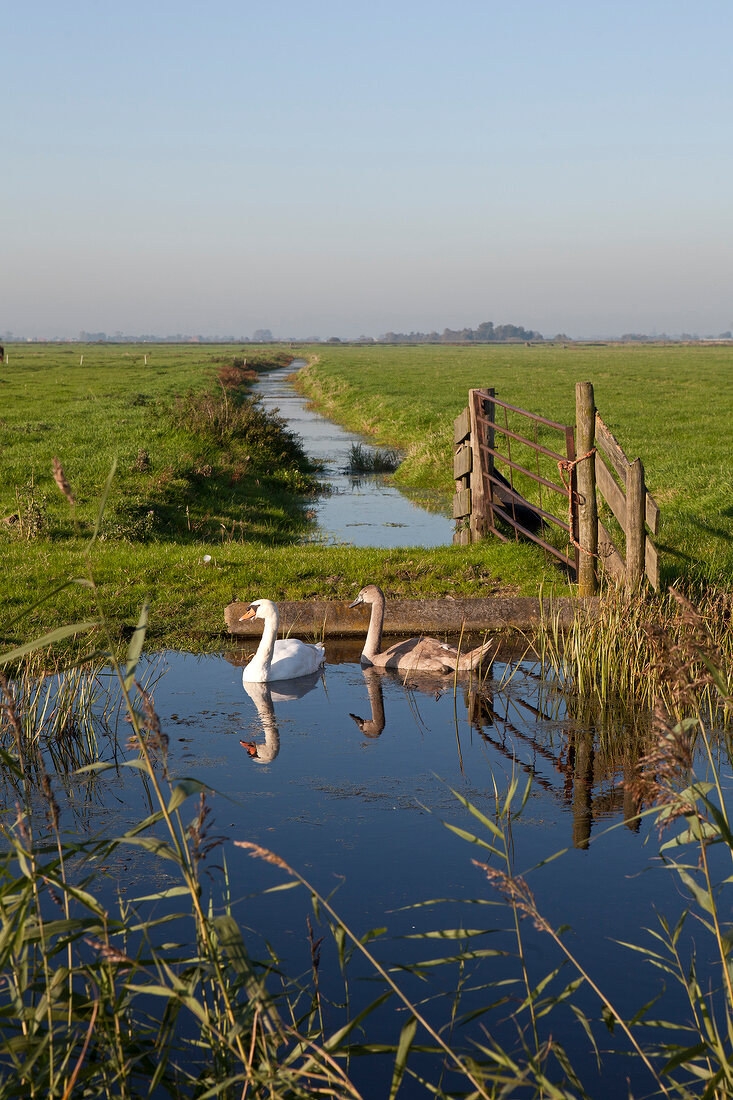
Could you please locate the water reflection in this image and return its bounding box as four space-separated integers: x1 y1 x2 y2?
2 648 707 1100
349 667 386 737
462 670 645 847
240 672 322 762
340 656 645 849
250 366 454 546
1 648 653 855
240 682 280 762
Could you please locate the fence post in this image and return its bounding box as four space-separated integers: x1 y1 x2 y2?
575 382 598 596
469 389 488 541
626 458 645 591
484 388 495 533
452 405 472 544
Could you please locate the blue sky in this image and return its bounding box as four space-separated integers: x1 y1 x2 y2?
3 0 732 338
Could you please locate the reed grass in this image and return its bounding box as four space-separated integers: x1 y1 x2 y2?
0 479 364 1098
535 583 733 723
345 442 400 474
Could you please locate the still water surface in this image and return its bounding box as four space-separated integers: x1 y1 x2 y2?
251 364 455 547
62 647 714 1098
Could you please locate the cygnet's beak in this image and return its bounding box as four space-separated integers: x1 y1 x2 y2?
239 605 257 622
239 739 258 757
348 596 363 609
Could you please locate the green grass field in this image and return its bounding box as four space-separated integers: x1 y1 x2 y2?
1 341 729 649
296 342 733 588
0 343 560 648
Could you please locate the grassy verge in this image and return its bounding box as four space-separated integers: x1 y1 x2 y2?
1 344 313 545
1 343 569 648
294 343 733 588
3 341 730 649
2 539 560 650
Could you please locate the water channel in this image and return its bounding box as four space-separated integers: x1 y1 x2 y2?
54 647 719 1099
250 362 455 546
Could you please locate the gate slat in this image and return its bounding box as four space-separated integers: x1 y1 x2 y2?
452 488 471 518
454 407 471 445
597 520 626 583
596 456 627 528
645 537 660 590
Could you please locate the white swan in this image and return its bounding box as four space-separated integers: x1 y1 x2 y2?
349 584 494 674
240 599 325 682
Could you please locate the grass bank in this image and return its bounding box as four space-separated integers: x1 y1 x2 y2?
1 344 564 650
4 342 730 650
295 343 733 588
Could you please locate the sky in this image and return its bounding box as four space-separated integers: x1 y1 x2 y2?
3 0 733 340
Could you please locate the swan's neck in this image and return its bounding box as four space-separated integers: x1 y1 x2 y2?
362 593 384 662
249 615 278 677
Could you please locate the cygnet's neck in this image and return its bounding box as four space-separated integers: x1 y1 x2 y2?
362 592 385 663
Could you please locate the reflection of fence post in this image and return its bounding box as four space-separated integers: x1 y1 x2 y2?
469 389 489 541
626 458 646 592
575 382 598 596
572 730 593 850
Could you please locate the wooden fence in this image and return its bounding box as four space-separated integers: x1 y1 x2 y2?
453 382 660 594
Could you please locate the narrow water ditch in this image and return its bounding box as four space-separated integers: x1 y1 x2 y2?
251 362 455 547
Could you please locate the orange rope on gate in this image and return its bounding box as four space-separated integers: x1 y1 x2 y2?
557 448 596 557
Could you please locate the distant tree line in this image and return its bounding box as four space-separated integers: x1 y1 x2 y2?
371 321 544 344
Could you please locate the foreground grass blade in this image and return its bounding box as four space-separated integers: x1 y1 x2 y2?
0 622 98 667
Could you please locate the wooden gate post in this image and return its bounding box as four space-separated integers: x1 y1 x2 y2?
626 458 646 591
469 389 489 541
452 405 472 544
575 382 598 596
483 388 495 533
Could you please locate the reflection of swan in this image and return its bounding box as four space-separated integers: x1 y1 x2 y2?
349 667 386 737
349 584 494 673
240 682 280 763
240 671 322 762
239 599 325 682
349 666 490 740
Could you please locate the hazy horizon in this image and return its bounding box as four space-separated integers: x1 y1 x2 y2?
4 1 732 341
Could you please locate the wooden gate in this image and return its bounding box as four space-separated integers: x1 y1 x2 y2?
453 383 661 593
454 388 579 575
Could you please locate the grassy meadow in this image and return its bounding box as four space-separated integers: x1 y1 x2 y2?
1 340 730 649
296 342 733 588
0 342 560 649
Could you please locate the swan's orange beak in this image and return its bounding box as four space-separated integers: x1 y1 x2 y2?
240 739 258 757
239 606 257 622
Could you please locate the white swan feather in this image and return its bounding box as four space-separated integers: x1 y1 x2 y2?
240 598 325 682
